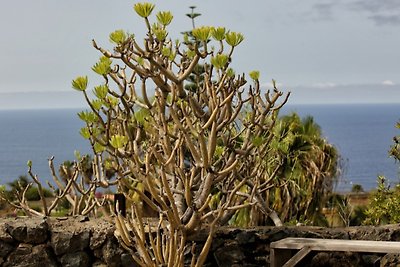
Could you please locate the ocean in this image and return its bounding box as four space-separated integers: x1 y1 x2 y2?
0 104 399 192
0 109 92 187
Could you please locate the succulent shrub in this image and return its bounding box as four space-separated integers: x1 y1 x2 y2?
72 2 290 266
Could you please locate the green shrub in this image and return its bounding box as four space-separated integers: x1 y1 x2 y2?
52 208 70 217
25 187 40 201
351 184 364 193
364 176 400 225
25 187 53 201
31 205 42 213
350 206 367 226
57 197 71 210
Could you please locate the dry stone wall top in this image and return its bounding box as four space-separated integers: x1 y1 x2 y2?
1 217 400 266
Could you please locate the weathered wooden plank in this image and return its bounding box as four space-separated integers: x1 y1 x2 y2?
270 238 400 267
282 246 312 267
271 238 400 254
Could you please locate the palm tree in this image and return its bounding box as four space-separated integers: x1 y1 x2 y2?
263 113 339 225
227 112 339 226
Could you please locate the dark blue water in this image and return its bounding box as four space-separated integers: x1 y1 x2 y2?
0 104 399 192
0 109 91 184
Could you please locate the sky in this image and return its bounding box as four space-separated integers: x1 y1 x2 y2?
0 0 399 109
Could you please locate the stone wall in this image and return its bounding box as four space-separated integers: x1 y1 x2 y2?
1 217 400 266
0 216 133 267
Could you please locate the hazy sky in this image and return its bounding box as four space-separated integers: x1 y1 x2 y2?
0 0 399 109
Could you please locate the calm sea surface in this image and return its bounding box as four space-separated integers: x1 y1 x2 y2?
0 109 91 186
0 104 399 192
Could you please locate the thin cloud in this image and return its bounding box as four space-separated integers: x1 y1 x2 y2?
289 83 400 104
382 80 395 86
350 0 400 13
311 82 337 89
312 3 337 20
311 1 340 21
349 0 400 26
261 82 284 90
310 0 400 26
369 14 400 25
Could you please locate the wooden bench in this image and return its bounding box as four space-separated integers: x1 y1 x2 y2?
270 237 400 267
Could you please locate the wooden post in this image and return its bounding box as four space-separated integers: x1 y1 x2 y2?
114 193 126 217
